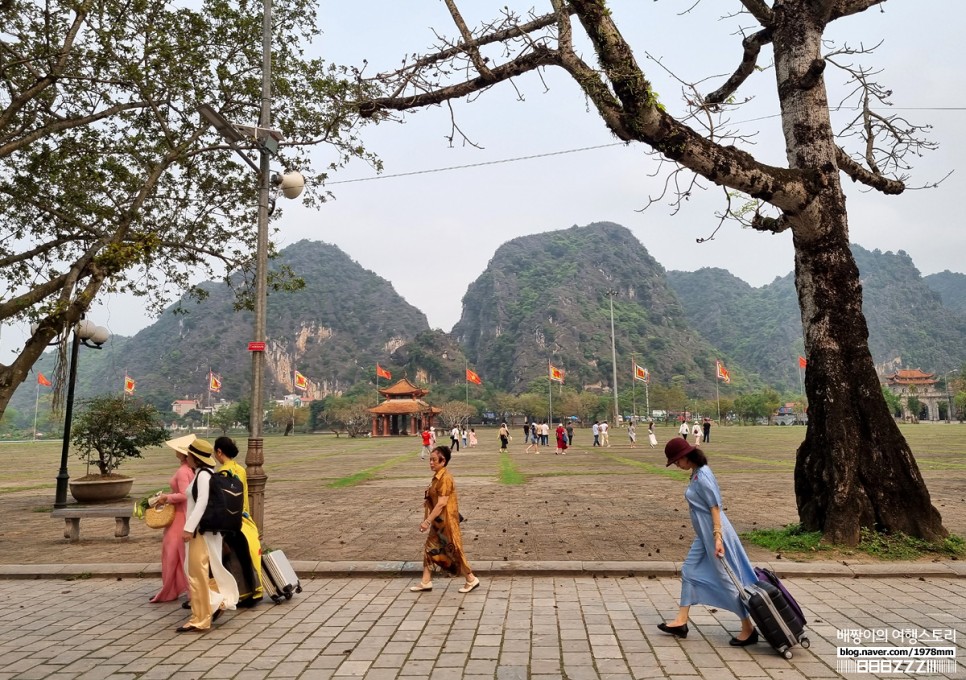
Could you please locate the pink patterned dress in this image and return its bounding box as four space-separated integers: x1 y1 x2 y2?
149 461 194 602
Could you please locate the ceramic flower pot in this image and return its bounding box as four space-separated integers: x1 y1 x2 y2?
68 476 135 503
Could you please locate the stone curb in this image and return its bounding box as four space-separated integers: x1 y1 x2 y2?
0 559 963 580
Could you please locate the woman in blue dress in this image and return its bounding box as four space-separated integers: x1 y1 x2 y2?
657 438 760 646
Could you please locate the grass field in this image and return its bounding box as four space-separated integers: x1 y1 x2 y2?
1 422 963 564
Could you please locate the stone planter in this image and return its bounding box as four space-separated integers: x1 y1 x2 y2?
69 477 135 503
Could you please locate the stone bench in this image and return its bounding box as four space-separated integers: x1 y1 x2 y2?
51 507 132 542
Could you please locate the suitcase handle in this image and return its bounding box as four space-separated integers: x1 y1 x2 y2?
718 555 745 592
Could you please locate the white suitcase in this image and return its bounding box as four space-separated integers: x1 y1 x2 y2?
261 550 302 603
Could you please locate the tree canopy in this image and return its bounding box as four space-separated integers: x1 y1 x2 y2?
0 0 378 415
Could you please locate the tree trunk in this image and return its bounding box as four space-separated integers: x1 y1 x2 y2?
792 230 947 545
774 0 946 545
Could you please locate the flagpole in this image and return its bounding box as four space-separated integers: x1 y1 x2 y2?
645 377 650 421
33 380 40 441
632 355 637 423
715 366 721 424
547 359 553 425
465 358 469 408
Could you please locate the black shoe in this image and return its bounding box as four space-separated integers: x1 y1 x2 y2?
181 601 191 610
657 622 689 639
176 625 203 633
212 608 223 622
729 630 759 646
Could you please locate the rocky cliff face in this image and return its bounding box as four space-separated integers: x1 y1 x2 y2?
452 222 722 393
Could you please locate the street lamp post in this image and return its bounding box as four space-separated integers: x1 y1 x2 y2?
197 0 304 533
945 369 959 423
53 318 110 509
606 290 619 426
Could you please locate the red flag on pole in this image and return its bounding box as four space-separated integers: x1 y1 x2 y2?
716 360 731 384
376 364 392 380
798 355 807 368
634 363 650 383
209 372 222 393
466 368 483 385
124 375 136 394
549 364 565 383
37 373 52 387
294 370 308 390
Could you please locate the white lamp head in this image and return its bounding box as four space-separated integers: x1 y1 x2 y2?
75 319 97 339
277 171 305 199
90 326 110 346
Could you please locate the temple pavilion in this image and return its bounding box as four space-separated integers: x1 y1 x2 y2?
883 368 938 394
368 378 440 436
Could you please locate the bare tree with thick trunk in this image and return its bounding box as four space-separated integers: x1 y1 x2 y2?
356 0 946 545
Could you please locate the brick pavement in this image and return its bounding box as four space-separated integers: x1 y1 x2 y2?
0 570 963 680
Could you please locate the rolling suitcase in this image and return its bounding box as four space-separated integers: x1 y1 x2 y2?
721 557 810 659
261 550 302 603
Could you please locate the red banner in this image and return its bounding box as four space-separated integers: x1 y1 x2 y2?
634 363 650 383
549 364 565 383
294 370 308 390
124 376 136 394
209 372 222 393
798 355 807 369
376 364 392 380
466 368 482 385
37 373 52 387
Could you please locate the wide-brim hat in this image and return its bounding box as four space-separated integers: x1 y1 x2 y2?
664 437 696 467
184 438 215 466
165 434 196 458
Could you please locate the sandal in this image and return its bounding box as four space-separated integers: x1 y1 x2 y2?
458 577 480 593
409 581 433 592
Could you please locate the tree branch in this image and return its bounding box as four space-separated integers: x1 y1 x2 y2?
704 28 773 105
828 0 887 21
359 47 561 117
441 0 494 80
836 146 905 194
740 0 774 25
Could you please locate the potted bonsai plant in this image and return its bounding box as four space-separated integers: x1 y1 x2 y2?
69 395 168 503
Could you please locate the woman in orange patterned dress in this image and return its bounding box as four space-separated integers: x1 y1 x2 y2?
409 446 480 594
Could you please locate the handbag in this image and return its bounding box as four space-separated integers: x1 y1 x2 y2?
144 502 175 529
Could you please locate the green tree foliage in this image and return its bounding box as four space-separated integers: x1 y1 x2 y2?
881 386 902 418
0 0 380 416
210 406 237 434
70 395 167 475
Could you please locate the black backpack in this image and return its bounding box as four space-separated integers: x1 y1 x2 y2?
192 469 244 534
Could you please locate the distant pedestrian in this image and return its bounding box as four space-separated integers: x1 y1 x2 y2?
540 422 550 446
450 425 460 452
410 446 480 595
468 428 478 447
679 421 689 440
600 421 610 447
592 421 601 447
648 421 658 449
692 421 702 447
525 424 540 454
555 423 568 455
461 428 468 448
703 418 712 443
522 422 530 443
566 422 575 446
420 427 432 460
499 423 510 452
627 423 636 447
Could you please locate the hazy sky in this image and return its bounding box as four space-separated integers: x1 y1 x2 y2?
3 1 963 357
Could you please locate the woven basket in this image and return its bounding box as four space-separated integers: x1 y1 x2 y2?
145 502 175 529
